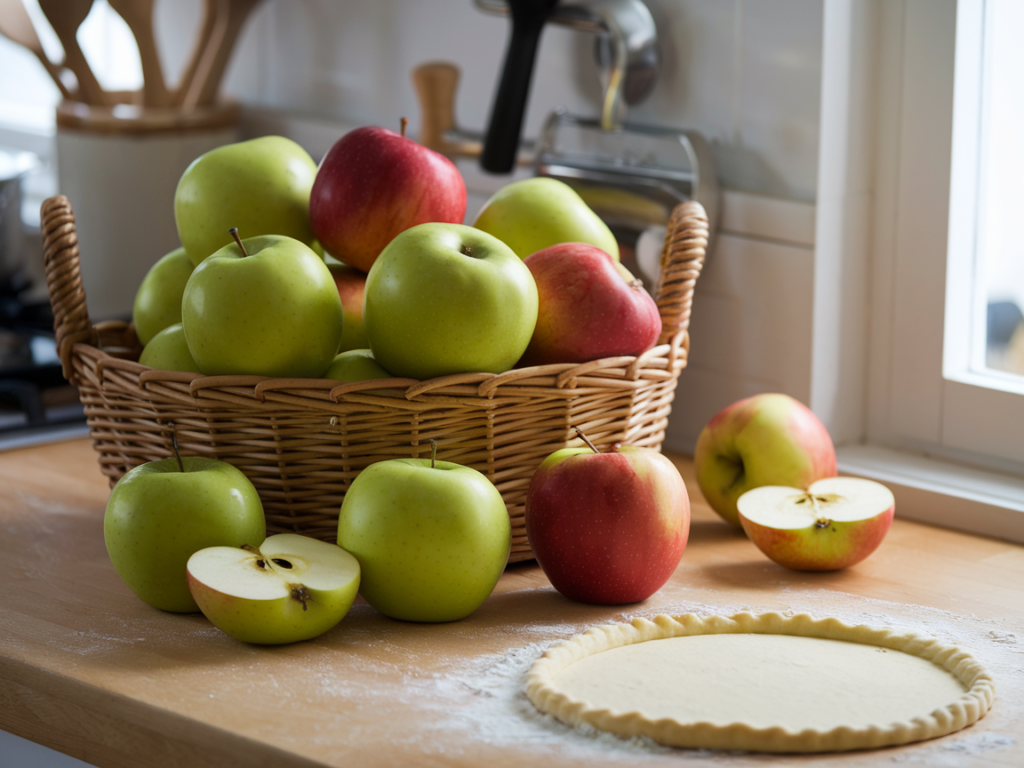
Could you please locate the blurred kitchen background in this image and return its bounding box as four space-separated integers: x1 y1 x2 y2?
0 0 1021 453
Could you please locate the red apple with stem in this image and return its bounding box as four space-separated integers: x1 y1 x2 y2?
525 428 690 604
519 242 662 366
310 119 468 273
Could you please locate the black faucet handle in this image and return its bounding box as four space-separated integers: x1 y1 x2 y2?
480 0 559 174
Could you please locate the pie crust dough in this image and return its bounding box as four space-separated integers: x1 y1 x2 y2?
526 613 995 753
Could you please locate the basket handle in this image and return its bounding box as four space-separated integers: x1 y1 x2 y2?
653 200 709 346
41 195 98 384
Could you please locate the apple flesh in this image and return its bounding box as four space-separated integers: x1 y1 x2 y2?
737 477 895 571
694 393 837 527
337 456 511 622
104 456 266 613
526 441 690 604
310 125 467 273
187 534 361 645
472 177 619 261
182 234 344 378
520 242 661 365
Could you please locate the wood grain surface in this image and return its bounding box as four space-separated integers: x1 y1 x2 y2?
1 438 1022 767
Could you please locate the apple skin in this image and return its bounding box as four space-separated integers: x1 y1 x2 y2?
175 136 318 266
132 247 194 345
104 457 266 613
182 234 344 378
525 444 690 605
186 534 361 645
694 393 837 527
737 478 895 571
363 223 538 380
323 349 392 382
138 323 201 373
310 125 467 273
337 458 511 622
328 261 369 353
473 177 619 261
520 242 662 366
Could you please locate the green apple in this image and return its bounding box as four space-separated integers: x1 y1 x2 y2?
132 247 195 345
174 136 318 266
104 455 266 613
694 393 838 527
337 451 511 622
138 324 201 373
363 223 538 379
472 177 620 261
323 349 392 382
186 534 361 645
182 233 344 378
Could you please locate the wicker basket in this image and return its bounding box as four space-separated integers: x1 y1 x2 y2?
41 195 707 563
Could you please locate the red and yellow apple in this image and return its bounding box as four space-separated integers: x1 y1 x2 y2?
519 242 661 366
328 261 368 353
737 477 895 571
525 433 689 604
310 125 467 273
694 393 837 527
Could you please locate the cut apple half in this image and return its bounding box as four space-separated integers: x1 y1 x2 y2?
187 533 361 645
737 477 895 571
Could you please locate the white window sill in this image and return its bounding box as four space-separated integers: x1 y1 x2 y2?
838 444 1024 545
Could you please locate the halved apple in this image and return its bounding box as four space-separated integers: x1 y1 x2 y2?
736 477 895 571
187 534 360 644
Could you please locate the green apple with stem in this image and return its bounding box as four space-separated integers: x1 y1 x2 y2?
132 246 194 345
737 477 895 571
182 229 344 378
138 324 201 373
104 434 266 613
472 177 620 261
338 440 511 622
363 222 538 379
186 534 361 645
175 136 318 266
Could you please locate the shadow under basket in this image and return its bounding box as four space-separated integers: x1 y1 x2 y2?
40 196 708 563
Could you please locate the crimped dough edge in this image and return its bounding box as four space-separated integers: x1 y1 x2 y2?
525 612 995 753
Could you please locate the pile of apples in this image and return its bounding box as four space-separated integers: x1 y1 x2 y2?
132 122 663 383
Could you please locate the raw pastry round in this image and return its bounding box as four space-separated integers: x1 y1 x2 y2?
526 612 994 753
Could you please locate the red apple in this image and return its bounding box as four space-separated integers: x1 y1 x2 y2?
525 431 690 604
694 393 837 527
310 125 467 273
737 477 895 571
328 261 368 353
519 243 661 366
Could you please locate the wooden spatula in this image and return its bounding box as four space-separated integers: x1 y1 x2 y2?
108 0 171 107
0 0 73 99
174 0 218 107
188 0 263 108
37 0 108 106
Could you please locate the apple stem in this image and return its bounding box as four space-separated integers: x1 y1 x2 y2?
170 432 185 473
429 438 438 469
400 116 408 138
229 227 248 257
574 427 600 454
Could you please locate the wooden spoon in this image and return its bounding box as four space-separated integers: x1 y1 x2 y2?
188 0 263 108
174 0 218 107
37 0 108 105
0 0 73 99
108 0 171 107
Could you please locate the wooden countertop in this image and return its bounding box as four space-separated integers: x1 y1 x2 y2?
1 438 1022 768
